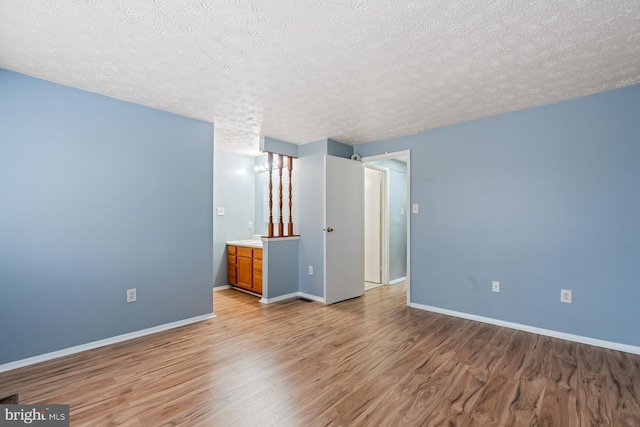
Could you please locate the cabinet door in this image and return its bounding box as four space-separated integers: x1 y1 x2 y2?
228 255 237 285
253 258 262 294
227 246 237 285
237 256 253 290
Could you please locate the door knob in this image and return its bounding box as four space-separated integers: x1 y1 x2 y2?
325 227 334 232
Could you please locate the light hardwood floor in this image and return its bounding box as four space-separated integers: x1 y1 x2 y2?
1 283 639 426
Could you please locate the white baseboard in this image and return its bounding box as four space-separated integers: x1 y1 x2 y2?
230 286 262 297
261 291 325 304
389 276 407 285
365 281 385 291
260 292 299 304
0 313 216 373
410 302 640 355
213 285 231 292
297 292 325 303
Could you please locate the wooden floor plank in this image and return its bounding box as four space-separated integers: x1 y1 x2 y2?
426 365 489 426
605 350 640 426
459 373 519 426
1 283 639 426
539 339 580 426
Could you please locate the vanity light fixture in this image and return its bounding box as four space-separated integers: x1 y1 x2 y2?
254 156 289 173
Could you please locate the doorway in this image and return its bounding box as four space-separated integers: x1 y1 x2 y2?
362 151 410 305
364 165 386 289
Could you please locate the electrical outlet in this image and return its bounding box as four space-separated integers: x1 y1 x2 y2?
492 281 500 293
308 266 314 275
561 289 572 304
216 207 225 216
127 288 137 303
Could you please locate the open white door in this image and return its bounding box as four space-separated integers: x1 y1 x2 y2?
324 155 365 305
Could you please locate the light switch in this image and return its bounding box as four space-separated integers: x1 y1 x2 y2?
412 203 419 214
400 207 405 215
216 207 225 216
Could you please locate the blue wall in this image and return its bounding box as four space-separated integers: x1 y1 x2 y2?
296 140 327 297
0 69 214 364
386 161 407 280
356 85 640 347
254 153 269 237
263 239 299 299
213 150 255 287
327 139 354 158
261 137 299 158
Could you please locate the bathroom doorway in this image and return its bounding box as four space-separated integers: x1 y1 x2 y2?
364 165 386 289
362 151 410 304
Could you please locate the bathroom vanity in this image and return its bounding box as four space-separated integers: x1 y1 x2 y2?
227 240 263 295
226 235 300 302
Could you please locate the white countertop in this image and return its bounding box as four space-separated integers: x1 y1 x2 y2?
227 239 263 248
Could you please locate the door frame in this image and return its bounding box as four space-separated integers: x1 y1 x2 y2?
361 150 411 305
363 163 388 287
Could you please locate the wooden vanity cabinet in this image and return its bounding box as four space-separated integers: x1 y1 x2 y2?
227 245 263 295
227 245 237 285
236 247 253 289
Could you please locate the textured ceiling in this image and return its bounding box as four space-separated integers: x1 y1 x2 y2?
1 1 639 156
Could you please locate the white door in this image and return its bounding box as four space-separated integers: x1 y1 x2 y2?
364 167 382 284
324 155 364 305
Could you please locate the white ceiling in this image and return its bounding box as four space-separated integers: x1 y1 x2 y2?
1 1 639 156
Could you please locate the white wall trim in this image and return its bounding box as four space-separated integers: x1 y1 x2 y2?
297 292 325 303
0 313 216 373
365 281 385 291
410 302 640 355
213 285 231 292
231 286 262 297
389 276 407 285
260 292 299 304
261 291 325 304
